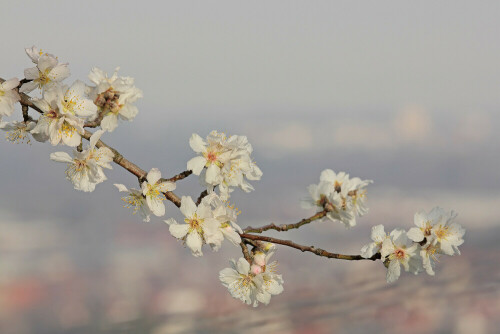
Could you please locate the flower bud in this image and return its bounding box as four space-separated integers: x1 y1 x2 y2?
253 251 266 266
250 264 263 275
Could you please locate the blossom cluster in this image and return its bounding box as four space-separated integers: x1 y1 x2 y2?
165 193 243 256
219 244 284 307
187 131 263 201
360 207 465 283
303 169 372 228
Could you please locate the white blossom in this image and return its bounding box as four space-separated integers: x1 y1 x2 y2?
320 169 373 219
381 229 422 283
420 242 441 276
31 88 85 146
360 224 388 258
303 169 371 228
88 67 143 132
219 258 264 307
187 131 262 201
20 54 70 93
220 246 284 307
50 130 114 192
141 168 176 217
430 210 464 256
114 184 151 222
407 207 445 243
252 250 284 305
164 196 219 257
201 193 242 250
0 78 20 117
57 81 98 119
1 120 35 144
407 207 464 256
25 46 56 64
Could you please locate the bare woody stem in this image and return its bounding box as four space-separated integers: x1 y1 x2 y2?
243 210 327 234
239 242 253 263
240 233 381 261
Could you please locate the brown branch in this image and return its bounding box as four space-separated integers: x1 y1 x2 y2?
240 233 380 261
195 189 209 205
21 105 32 122
239 241 253 263
244 210 327 234
83 111 105 128
162 170 193 183
80 130 181 207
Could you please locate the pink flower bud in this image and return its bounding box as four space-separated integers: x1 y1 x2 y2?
250 264 262 275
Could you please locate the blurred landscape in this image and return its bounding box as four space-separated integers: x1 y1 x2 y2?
1 1 500 333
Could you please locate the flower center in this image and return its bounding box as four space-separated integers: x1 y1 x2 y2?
394 248 406 260
5 125 31 144
334 181 342 193
206 151 218 163
37 70 51 88
47 110 58 119
65 159 88 181
147 184 164 200
122 193 145 214
0 90 5 97
62 97 78 114
59 121 76 137
423 222 432 237
185 214 204 233
435 226 449 240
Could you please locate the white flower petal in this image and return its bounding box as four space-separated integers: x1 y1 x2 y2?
187 156 206 175
180 196 197 218
186 231 203 256
169 223 190 239
386 260 401 283
50 152 73 163
189 133 206 153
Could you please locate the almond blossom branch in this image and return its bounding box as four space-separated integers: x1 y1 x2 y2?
80 131 183 207
239 233 381 261
3 77 184 208
243 210 327 233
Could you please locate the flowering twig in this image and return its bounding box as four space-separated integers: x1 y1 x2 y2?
4 79 184 208
243 210 327 234
240 233 380 261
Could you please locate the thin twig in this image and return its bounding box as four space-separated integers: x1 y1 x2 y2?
196 189 209 205
162 170 193 183
244 210 327 233
239 241 253 263
240 233 380 261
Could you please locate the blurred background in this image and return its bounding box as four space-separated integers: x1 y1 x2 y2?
1 1 499 333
